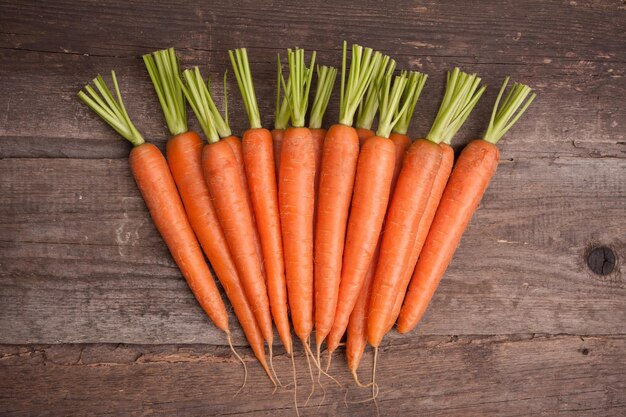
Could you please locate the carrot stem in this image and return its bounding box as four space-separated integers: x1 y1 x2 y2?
484 77 536 144
77 71 144 146
393 71 428 135
281 48 316 128
375 72 409 139
339 42 382 126
275 53 291 130
426 68 486 144
356 55 396 130
178 67 230 143
229 48 263 129
143 48 187 136
309 65 338 129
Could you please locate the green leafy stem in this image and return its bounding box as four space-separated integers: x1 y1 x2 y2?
484 77 536 144
77 71 145 147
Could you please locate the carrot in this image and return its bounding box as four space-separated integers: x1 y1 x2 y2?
313 43 381 352
178 62 275 355
143 49 272 379
384 70 483 332
76 71 235 349
278 48 317 343
324 54 396 354
398 77 536 333
355 54 396 145
229 49 292 356
345 71 428 377
368 68 487 348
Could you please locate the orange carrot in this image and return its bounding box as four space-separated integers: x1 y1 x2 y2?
314 43 381 351
345 71 428 376
144 52 272 380
330 72 411 352
398 77 536 333
230 49 292 355
77 71 230 336
178 62 275 351
278 48 317 343
368 68 487 347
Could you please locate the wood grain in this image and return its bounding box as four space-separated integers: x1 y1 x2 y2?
1 335 624 416
1 156 623 344
1 0 625 415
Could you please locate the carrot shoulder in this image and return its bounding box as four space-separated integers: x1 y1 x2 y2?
398 77 536 333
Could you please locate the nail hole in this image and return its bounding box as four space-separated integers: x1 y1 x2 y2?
586 246 616 275
581 348 589 355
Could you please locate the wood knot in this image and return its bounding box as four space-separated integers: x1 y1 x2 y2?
586 246 616 275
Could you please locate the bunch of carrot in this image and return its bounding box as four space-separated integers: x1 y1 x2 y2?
77 42 535 408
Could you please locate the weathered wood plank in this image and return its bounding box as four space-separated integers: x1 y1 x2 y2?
1 0 625 160
1 156 623 344
0 335 624 416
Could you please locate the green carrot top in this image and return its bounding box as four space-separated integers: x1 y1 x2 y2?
392 71 428 136
77 71 145 147
375 72 410 139
339 41 382 127
356 54 396 130
143 48 187 136
274 53 291 130
178 67 231 144
483 77 536 144
281 48 316 128
309 65 338 129
426 68 486 144
229 48 262 129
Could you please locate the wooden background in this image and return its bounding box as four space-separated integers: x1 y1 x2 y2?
1 0 625 415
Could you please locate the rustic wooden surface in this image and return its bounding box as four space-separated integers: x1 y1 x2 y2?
0 0 625 415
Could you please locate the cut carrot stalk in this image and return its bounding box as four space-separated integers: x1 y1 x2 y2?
77 70 232 351
368 68 487 348
230 48 292 359
315 42 381 353
345 70 428 375
398 77 536 333
272 53 291 176
355 54 396 144
178 64 276 384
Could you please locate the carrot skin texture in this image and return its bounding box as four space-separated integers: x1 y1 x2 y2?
279 127 316 341
310 127 326 216
328 136 395 350
166 132 270 369
314 124 360 346
271 129 284 178
202 141 274 343
398 140 499 333
346 242 380 370
223 136 266 281
385 142 454 331
356 127 375 146
242 128 292 353
368 139 443 347
129 142 229 332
